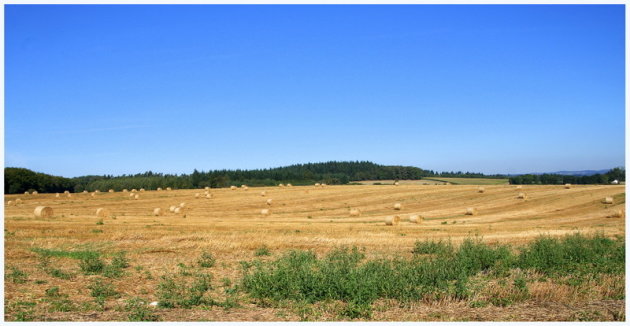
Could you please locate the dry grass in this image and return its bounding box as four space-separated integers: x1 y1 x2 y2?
3 184 625 321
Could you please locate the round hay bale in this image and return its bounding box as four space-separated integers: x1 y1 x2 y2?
108 189 114 193
66 193 72 198
32 190 38 195
260 191 266 196
204 186 210 190
195 193 200 198
7 200 14 206
478 187 485 193
393 203 402 210
15 198 22 204
174 207 185 214
465 208 477 215
64 190 70 194
242 186 249 191
287 183 293 187
34 206 53 218
96 208 111 217
179 202 186 208
134 194 140 200
131 189 137 193
169 205 176 212
603 197 614 204
91 193 96 197
153 208 163 216
321 183 327 187
205 194 212 199
261 209 270 216
241 184 248 188
140 188 145 192
230 186 237 190
94 190 100 193
349 208 361 217
157 187 163 191
166 187 172 191
609 209 624 218
409 215 422 223
279 183 285 187
122 189 128 192
24 191 30 195
394 181 399 186
204 190 210 195
314 183 320 187
564 184 571 189
266 199 273 206
517 193 527 199
129 193 135 197
83 190 88 194
385 215 400 226
55 193 60 198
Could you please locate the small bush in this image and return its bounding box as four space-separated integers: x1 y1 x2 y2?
7 266 28 284
412 239 454 256
125 297 160 321
79 253 106 275
255 246 271 257
197 251 216 268
156 273 213 308
88 278 119 307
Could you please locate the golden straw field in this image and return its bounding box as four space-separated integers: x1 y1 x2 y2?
4 183 626 321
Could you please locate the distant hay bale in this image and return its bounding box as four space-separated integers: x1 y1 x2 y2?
261 209 270 216
157 187 162 191
108 189 114 193
204 190 210 195
242 186 249 191
608 209 624 218
349 208 361 217
465 208 477 215
134 194 140 200
517 193 527 199
7 200 14 206
204 187 210 190
24 191 30 195
122 189 128 192
64 190 70 194
129 193 135 197
394 181 399 186
564 184 571 189
287 183 293 187
321 183 327 187
153 208 163 216
516 185 523 189
34 206 53 218
603 197 614 204
140 188 145 192
260 191 266 197
83 190 88 194
478 187 485 193
66 193 72 198
94 190 100 193
169 205 176 212
409 214 422 223
230 186 237 190
279 184 285 187
393 203 402 210
385 215 400 226
195 193 200 198
32 190 38 195
131 189 137 193
55 193 60 198
91 193 96 197
174 207 185 214
96 208 111 217
314 183 320 187
15 199 22 204
205 194 212 199
266 199 273 205
166 187 172 191
179 202 186 208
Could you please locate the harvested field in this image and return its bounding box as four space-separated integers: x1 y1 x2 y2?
3 184 625 321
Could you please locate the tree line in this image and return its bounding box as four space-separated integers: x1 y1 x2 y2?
5 162 624 194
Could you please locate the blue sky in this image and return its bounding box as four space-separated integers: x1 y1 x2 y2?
5 4 625 177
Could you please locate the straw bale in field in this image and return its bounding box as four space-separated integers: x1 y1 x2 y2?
34 206 53 218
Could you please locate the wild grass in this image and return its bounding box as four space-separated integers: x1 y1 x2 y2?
241 233 624 318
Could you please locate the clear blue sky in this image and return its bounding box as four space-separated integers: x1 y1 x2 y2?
5 4 625 177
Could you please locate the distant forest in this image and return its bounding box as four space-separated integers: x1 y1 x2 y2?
3 161 625 194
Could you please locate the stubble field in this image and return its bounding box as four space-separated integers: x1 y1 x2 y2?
4 183 626 321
